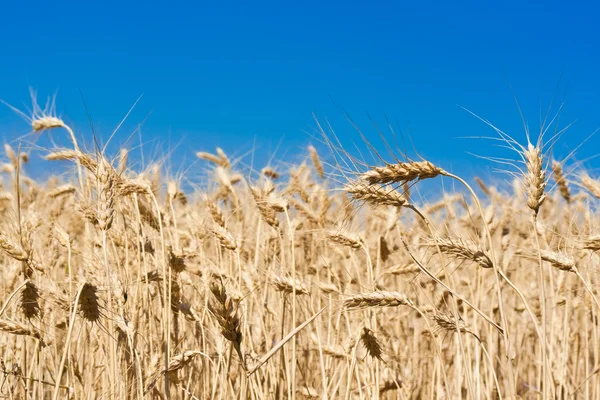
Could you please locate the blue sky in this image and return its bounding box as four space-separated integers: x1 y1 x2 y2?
1 0 599 183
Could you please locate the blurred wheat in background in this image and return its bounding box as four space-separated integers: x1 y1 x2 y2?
1 96 599 400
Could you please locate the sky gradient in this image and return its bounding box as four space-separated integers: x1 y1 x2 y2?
1 0 599 184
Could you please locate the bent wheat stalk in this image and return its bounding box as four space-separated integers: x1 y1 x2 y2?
247 306 327 376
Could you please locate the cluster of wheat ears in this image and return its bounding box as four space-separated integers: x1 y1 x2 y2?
1 99 600 400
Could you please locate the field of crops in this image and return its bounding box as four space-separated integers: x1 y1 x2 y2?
0 103 599 399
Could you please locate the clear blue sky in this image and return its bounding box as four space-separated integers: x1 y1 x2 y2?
1 0 599 182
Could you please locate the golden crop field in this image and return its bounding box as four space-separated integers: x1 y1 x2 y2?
0 100 598 399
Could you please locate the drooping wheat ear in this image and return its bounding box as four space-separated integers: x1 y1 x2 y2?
168 249 187 273
249 186 280 229
206 199 226 228
580 173 600 199
344 291 413 309
327 231 362 249
0 231 29 261
360 160 444 185
207 279 245 365
197 150 230 169
271 274 309 295
0 319 44 343
144 350 203 394
148 164 161 196
216 147 231 169
524 143 546 215
137 197 161 231
345 181 408 207
179 302 203 323
360 327 383 360
53 225 70 248
117 148 128 173
77 204 99 226
167 181 178 203
317 281 339 294
4 144 18 169
96 159 116 231
431 311 471 335
289 197 319 224
386 263 421 275
474 177 491 197
216 166 236 196
211 225 237 250
79 283 101 323
401 181 411 199
427 235 493 269
552 161 571 203
196 151 222 165
582 235 600 251
45 149 98 173
268 196 289 213
0 163 13 173
425 195 457 214
0 192 13 202
308 145 325 179
540 250 577 272
116 178 151 197
262 167 280 180
48 184 76 198
321 345 348 359
20 280 40 319
32 115 65 131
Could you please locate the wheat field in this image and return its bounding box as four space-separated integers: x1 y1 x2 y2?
0 101 599 399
